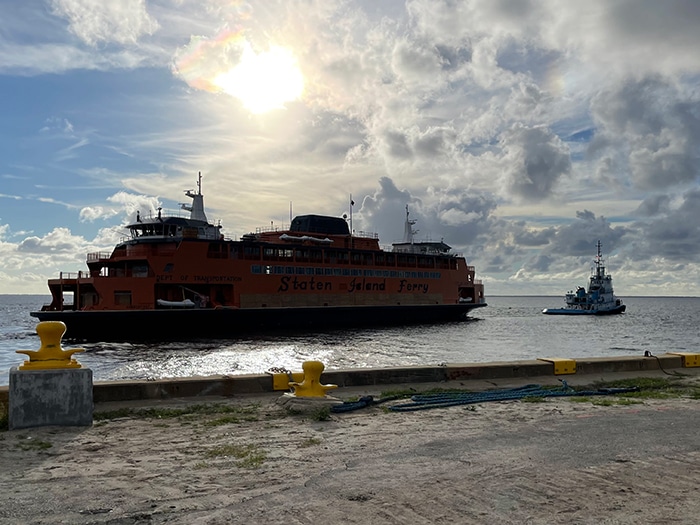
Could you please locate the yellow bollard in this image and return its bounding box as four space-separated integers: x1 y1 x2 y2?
16 321 84 370
288 360 338 398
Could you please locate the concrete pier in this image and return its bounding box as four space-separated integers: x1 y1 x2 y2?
8 367 93 430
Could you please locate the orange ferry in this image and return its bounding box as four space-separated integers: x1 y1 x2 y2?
31 174 486 341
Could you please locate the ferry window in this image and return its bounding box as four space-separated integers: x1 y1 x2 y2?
296 267 306 275
325 268 333 276
397 255 408 266
390 271 398 278
132 265 149 278
251 265 262 274
375 254 385 265
244 246 260 260
285 266 294 274
310 249 322 262
351 269 361 276
363 269 373 277
274 266 285 274
362 253 373 265
315 267 324 275
114 291 132 306
333 268 342 276
163 263 174 273
280 249 293 259
385 254 395 266
305 267 314 275
406 256 416 266
383 270 390 278
351 253 361 264
342 268 350 276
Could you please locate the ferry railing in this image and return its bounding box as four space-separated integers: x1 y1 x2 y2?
87 252 111 262
353 230 378 239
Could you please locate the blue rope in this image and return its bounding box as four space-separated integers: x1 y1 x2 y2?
330 382 640 413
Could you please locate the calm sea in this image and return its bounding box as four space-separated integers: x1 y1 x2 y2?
1 294 699 387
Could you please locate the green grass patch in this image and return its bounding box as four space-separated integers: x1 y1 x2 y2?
299 437 322 448
204 443 266 468
15 436 52 451
94 403 262 422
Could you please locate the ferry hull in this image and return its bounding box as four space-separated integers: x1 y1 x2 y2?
542 305 626 316
30 303 488 342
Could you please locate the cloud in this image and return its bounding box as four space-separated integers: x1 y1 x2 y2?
499 125 571 202
17 227 85 254
589 76 700 191
50 0 159 47
627 188 700 262
80 191 162 223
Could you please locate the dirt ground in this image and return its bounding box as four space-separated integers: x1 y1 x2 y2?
1 372 699 525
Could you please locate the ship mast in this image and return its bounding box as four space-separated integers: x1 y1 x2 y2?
594 240 605 279
403 205 418 245
182 171 208 222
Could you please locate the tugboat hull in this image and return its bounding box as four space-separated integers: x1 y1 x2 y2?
542 304 626 316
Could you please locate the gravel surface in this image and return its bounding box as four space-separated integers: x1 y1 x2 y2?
1 372 699 524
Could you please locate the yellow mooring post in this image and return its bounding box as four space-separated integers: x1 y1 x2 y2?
16 321 84 370
10 321 92 429
277 360 341 412
288 360 338 397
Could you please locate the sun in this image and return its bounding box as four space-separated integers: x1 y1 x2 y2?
214 44 304 114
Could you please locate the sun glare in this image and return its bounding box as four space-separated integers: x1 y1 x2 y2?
214 44 304 114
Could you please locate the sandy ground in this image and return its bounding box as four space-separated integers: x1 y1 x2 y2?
1 372 699 525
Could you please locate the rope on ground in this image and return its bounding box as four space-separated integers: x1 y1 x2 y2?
330 381 640 413
330 394 404 413
643 350 684 376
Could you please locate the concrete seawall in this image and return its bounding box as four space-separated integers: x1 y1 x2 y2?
3 353 694 406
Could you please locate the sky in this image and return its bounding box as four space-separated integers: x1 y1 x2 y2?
1 0 699 297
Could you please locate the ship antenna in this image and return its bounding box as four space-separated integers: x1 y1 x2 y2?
197 171 202 195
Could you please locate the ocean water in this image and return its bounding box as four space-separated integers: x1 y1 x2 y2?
1 294 699 387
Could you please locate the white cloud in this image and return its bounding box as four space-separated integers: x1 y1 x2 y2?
50 0 159 47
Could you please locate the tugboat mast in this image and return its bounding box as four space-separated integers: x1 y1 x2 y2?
594 240 605 279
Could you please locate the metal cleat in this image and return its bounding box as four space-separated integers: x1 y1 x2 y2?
16 321 84 370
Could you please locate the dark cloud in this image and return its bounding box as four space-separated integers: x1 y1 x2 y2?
512 225 555 246
634 194 671 217
590 76 700 190
382 130 412 159
500 125 572 201
511 210 627 273
628 187 700 261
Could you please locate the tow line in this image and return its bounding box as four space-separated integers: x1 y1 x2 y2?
330 381 640 413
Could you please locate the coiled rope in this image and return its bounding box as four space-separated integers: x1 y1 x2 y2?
330 381 640 413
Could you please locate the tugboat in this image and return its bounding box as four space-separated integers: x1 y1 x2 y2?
31 173 487 341
542 241 625 315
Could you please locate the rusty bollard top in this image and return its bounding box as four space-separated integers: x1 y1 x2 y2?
16 321 84 370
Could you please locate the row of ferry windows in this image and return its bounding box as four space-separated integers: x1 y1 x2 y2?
207 244 457 269
250 265 442 279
